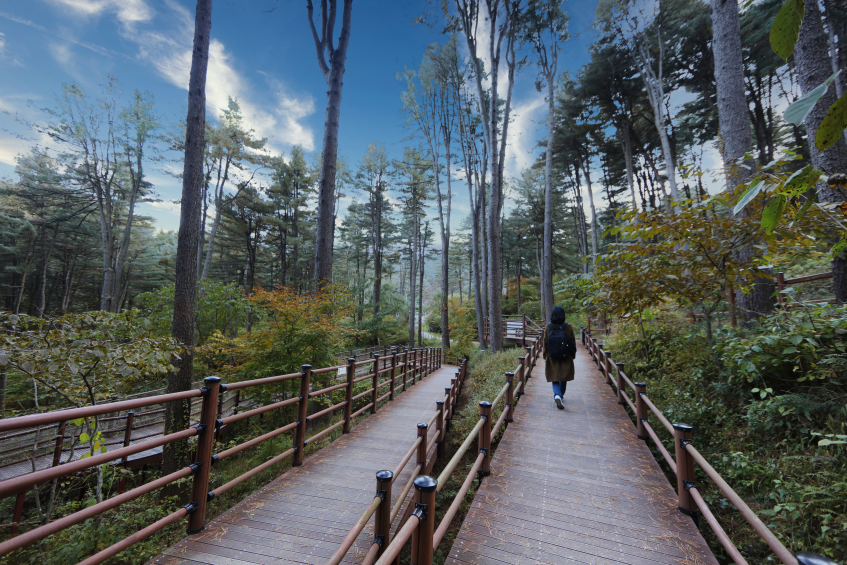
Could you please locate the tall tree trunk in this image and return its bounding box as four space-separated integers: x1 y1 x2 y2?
619 117 639 208
638 27 680 205
712 0 774 322
164 0 212 480
795 0 847 303
419 235 425 347
542 73 555 323
479 149 489 342
35 224 59 318
582 159 599 269
409 204 418 347
310 0 353 288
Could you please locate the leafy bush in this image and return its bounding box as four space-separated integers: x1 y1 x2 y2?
136 279 252 344
0 310 180 412
453 348 522 438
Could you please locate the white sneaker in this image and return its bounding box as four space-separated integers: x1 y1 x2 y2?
554 395 564 409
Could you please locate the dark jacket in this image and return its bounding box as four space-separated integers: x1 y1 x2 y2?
541 322 576 383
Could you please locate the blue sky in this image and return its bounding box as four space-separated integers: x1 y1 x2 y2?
0 0 600 232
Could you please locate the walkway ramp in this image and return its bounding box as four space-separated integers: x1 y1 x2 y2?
448 345 718 565
153 365 456 565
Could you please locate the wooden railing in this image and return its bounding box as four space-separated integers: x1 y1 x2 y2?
582 329 839 565
483 314 543 344
325 339 544 565
0 346 445 563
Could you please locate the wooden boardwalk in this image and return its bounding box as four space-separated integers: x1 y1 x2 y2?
152 364 455 565
447 344 718 565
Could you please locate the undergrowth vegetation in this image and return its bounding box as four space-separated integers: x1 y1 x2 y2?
605 307 847 563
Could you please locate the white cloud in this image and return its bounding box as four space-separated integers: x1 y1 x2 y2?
147 200 181 215
45 0 154 26
503 93 547 180
48 42 72 65
129 0 315 154
0 32 6 56
0 137 22 166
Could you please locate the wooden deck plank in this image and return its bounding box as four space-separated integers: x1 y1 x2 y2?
447 345 719 565
151 364 457 565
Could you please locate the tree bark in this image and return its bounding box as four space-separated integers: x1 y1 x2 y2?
582 158 599 269
542 73 555 322
795 0 847 303
419 229 426 347
409 198 418 347
164 0 212 480
309 0 353 288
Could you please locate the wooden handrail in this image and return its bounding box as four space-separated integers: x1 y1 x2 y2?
580 330 812 565
0 345 443 563
325 338 545 565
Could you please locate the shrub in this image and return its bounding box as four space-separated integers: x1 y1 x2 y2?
454 348 523 438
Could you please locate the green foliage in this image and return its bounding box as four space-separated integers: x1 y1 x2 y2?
0 310 180 411
817 92 847 151
135 279 252 344
453 349 522 439
446 297 477 359
769 0 805 61
719 305 847 390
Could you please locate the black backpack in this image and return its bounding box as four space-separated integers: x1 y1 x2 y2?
547 322 576 360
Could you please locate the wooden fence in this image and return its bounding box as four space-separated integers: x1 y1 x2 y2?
324 339 544 565
483 314 543 344
0 346 444 563
582 329 838 565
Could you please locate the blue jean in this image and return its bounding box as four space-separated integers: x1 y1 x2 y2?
552 381 567 397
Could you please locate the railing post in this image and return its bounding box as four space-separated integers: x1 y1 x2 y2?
374 470 393 558
52 420 67 469
635 382 648 440
371 354 380 415
673 423 695 516
411 476 437 565
505 372 514 425
478 401 492 479
402 348 408 392
516 357 525 399
524 346 533 377
615 363 625 405
293 365 311 466
417 422 428 472
451 378 458 415
11 492 25 535
343 358 355 433
389 349 397 401
445 386 453 421
118 412 134 493
597 343 604 369
187 376 221 534
604 350 613 385
435 400 445 459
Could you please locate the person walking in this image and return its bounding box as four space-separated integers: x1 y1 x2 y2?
541 305 576 409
